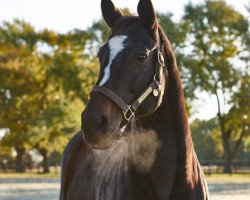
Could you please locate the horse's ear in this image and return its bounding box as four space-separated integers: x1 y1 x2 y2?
101 0 123 28
137 0 157 30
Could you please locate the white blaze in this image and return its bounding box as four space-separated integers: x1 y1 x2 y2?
99 35 128 86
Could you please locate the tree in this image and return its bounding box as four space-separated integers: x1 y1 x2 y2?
182 0 249 173
0 20 39 172
190 118 220 161
157 12 196 112
0 20 97 172
224 73 250 164
28 27 98 173
42 28 98 104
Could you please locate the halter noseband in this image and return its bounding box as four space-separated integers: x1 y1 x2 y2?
91 37 165 123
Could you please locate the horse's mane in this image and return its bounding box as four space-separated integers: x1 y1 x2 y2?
109 16 139 37
158 24 190 139
158 26 177 70
158 25 201 197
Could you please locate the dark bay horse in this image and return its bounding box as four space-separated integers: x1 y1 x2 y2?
60 0 209 199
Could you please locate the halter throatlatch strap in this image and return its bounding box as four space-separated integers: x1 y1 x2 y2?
91 77 160 122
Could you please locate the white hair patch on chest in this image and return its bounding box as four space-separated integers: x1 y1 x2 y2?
99 35 128 86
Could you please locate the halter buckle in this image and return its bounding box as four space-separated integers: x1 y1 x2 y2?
123 105 135 122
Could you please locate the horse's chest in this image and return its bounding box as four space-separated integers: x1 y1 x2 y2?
67 165 157 200
65 132 171 200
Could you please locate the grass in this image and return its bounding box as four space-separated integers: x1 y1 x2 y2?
205 173 250 182
0 171 60 178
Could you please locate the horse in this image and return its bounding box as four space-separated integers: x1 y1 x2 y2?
59 0 209 199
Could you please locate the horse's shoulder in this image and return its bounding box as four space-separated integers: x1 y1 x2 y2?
60 131 87 200
61 131 86 168
63 131 84 154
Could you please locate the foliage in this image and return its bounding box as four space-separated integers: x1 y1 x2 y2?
181 0 249 173
0 20 39 150
190 118 220 160
0 19 98 171
0 1 249 173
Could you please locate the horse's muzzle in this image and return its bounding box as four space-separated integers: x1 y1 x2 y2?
81 93 125 149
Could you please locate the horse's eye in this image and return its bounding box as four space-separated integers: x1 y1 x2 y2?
138 53 148 62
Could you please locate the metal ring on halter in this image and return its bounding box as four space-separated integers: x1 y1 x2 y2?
153 74 161 85
123 105 135 122
158 51 165 66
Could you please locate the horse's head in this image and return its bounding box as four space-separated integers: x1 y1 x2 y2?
81 0 167 149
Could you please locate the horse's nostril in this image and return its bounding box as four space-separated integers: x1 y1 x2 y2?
82 111 109 134
97 115 108 130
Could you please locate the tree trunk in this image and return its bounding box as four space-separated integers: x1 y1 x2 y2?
38 148 50 173
217 106 233 174
221 130 233 174
215 91 232 174
225 129 246 174
223 155 233 174
15 147 26 172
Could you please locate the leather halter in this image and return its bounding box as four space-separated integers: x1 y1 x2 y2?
91 39 165 123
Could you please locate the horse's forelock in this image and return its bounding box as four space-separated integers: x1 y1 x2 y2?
109 16 158 45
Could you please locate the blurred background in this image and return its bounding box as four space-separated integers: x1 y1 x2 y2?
0 0 249 199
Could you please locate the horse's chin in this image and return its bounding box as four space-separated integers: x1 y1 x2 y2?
82 134 114 150
82 127 128 150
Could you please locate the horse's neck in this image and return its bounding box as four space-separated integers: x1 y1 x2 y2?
139 69 201 198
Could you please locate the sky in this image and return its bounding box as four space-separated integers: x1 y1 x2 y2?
0 0 249 120
0 0 248 33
